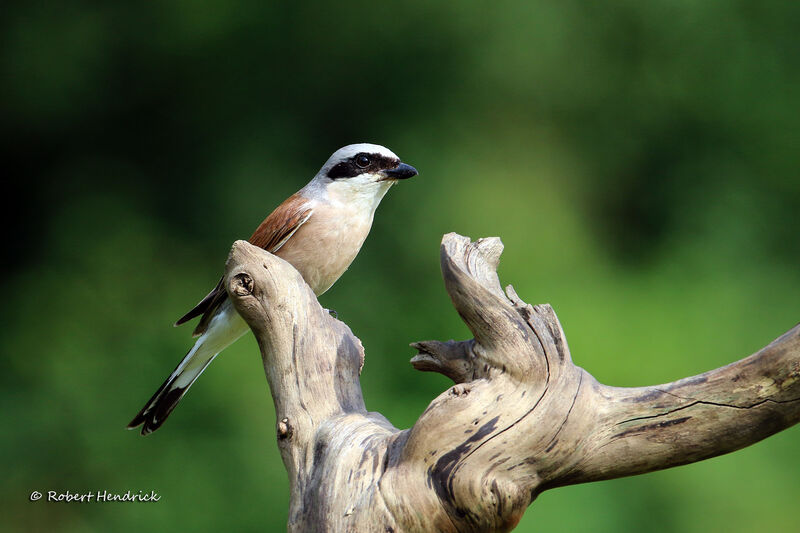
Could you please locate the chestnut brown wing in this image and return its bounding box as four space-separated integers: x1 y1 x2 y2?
175 193 313 336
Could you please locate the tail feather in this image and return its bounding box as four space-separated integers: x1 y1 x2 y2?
129 301 248 435
126 372 175 430
127 343 218 435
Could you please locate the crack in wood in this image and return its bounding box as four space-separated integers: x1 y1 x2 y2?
544 373 584 453
618 396 800 426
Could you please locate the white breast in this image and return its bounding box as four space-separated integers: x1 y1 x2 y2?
274 202 376 295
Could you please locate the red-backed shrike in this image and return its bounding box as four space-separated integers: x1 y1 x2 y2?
128 143 418 435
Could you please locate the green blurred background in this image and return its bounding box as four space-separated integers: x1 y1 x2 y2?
3 1 799 531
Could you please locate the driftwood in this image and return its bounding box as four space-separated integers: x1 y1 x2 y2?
223 233 800 532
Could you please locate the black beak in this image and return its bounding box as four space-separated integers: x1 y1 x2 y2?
382 162 418 180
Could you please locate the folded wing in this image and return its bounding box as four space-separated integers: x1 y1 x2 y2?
175 193 313 336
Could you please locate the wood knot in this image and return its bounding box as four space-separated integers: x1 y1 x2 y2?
231 273 254 296
277 417 293 440
451 384 471 397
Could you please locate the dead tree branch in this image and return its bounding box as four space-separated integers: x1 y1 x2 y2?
223 234 800 532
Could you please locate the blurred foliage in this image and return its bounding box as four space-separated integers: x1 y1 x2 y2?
2 1 799 531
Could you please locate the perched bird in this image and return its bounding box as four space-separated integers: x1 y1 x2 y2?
128 143 418 435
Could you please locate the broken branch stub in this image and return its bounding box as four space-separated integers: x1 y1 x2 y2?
224 235 800 532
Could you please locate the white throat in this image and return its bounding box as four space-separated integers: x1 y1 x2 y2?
325 176 394 212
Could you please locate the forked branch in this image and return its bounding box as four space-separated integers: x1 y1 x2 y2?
224 234 800 532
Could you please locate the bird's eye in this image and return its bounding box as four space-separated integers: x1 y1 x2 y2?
355 154 370 168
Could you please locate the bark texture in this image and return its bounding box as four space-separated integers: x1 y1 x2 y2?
223 233 800 533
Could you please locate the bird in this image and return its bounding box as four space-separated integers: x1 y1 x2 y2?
127 143 418 435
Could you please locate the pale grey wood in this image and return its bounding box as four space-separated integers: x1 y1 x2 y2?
224 233 800 532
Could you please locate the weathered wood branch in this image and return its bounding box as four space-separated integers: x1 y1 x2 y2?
224 233 800 532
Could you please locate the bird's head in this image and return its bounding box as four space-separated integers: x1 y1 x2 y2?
313 143 418 206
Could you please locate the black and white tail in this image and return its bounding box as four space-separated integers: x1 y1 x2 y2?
127 302 248 435
126 341 215 435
